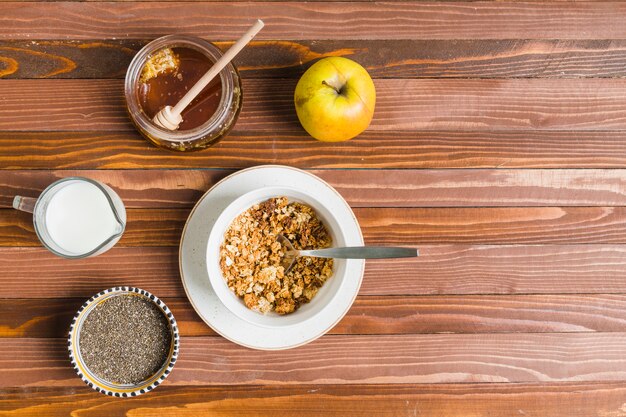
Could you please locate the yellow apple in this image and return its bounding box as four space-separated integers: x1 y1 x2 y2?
294 57 376 142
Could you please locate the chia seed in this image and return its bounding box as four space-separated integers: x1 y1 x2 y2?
78 295 172 385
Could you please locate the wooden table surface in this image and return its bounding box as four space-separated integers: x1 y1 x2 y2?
2 1 626 416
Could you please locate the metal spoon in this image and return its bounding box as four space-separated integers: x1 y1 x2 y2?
277 234 419 274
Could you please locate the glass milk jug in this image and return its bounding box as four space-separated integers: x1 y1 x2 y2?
13 177 126 259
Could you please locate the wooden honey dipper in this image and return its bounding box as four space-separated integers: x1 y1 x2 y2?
153 19 264 130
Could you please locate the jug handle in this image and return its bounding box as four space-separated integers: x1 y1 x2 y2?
13 196 37 214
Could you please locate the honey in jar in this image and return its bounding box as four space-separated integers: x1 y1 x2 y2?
124 35 242 152
138 47 222 131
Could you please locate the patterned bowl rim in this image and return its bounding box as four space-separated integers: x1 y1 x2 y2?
67 286 180 397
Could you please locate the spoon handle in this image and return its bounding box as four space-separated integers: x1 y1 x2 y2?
298 246 419 259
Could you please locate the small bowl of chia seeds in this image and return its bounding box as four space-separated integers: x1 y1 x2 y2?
68 287 179 397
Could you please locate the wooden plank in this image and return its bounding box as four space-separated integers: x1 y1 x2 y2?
7 39 626 79
2 383 626 417
1 208 185 247
0 170 231 209
356 206 626 244
3 333 626 386
4 245 626 299
0 247 183 298
5 79 626 132
0 40 140 79
4 2 626 40
3 169 626 209
6 206 626 247
362 244 626 295
3 294 626 338
1 131 626 169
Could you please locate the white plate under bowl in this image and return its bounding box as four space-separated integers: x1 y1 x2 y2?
179 165 364 350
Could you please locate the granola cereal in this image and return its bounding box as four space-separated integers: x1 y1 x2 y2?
219 197 333 315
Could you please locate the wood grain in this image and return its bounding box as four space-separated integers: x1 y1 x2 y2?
0 40 140 79
4 2 626 40
0 247 183 298
1 208 186 247
5 79 626 131
3 0 626 413
3 294 626 338
3 169 626 209
2 130 626 169
3 334 626 386
0 170 232 209
5 382 626 417
357 207 626 245
1 383 626 417
7 39 626 79
6 206 626 247
3 245 626 298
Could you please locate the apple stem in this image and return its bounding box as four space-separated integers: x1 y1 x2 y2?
322 80 342 94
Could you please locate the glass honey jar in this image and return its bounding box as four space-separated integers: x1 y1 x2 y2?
125 35 242 151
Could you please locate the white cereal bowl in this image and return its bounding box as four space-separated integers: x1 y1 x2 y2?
206 186 348 328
